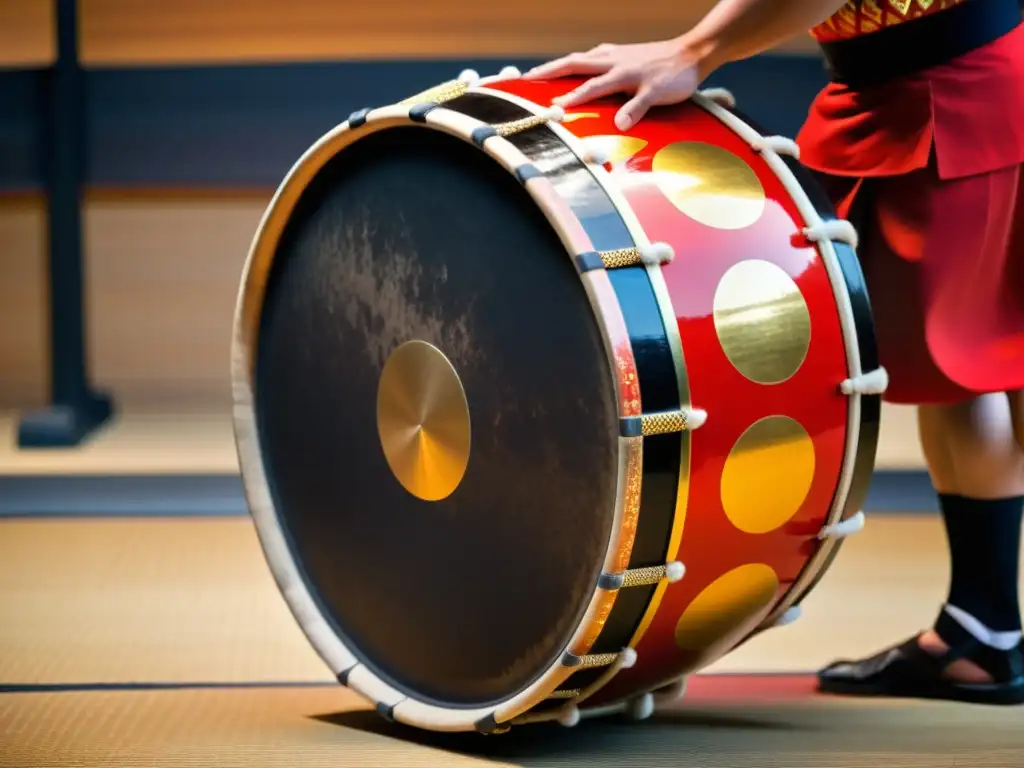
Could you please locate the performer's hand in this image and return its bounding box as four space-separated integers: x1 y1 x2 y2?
523 40 703 131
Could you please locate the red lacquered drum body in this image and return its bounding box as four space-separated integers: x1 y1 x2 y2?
484 75 881 709
234 69 884 733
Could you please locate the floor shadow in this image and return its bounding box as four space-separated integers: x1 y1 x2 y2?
312 705 806 763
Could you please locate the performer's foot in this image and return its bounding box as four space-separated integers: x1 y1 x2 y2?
817 620 1024 705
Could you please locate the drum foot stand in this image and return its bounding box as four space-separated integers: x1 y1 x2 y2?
623 676 689 723
625 692 655 721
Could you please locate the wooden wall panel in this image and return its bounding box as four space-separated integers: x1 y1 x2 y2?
78 0 817 66
83 194 266 410
0 1 55 68
1 192 923 467
0 198 48 409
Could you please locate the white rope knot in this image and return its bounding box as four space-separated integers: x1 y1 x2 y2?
683 407 708 431
698 87 736 109
539 104 566 123
751 135 801 159
665 561 685 583
639 241 675 267
819 510 866 540
618 647 638 670
840 368 889 396
804 219 859 250
457 69 481 86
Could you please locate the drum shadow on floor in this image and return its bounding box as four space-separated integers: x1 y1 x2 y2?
312 707 808 763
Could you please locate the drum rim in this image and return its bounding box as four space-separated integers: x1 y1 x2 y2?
230 84 648 733
461 82 698 727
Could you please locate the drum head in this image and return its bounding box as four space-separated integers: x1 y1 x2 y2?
254 125 620 707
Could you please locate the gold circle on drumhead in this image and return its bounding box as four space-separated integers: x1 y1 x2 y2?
721 416 816 535
652 142 765 230
674 563 780 651
376 340 471 502
713 259 811 385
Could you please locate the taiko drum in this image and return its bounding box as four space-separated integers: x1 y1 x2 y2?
231 68 887 734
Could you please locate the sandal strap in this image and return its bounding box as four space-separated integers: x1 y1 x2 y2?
934 612 1024 683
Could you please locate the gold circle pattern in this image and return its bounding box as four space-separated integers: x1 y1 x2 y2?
713 259 811 385
376 340 471 502
652 142 765 230
720 416 816 535
674 563 780 651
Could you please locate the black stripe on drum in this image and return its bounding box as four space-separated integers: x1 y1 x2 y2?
408 102 439 122
375 702 396 722
601 266 682 654
825 238 881 518
445 87 683 666
347 108 371 129
442 92 633 251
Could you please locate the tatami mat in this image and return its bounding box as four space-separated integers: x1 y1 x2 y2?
2 515 1023 766
6 515 1022 686
0 517 325 685
2 684 1022 767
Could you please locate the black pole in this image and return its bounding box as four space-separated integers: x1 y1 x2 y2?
18 0 113 448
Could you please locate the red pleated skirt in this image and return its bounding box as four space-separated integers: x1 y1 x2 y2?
796 22 1024 404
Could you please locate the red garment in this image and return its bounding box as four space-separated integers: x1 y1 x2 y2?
796 21 1024 404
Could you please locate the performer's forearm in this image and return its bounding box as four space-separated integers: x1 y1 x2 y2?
679 0 847 75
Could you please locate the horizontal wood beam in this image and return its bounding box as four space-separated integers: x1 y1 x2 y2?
0 1 56 68
78 0 819 66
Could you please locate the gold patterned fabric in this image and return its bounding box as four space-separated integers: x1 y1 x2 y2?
811 0 968 41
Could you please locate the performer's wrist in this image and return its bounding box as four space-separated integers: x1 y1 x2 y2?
672 33 725 82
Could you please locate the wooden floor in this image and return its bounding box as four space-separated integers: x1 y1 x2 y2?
1 514 1022 766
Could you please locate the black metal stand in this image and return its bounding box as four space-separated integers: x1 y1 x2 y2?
18 0 113 448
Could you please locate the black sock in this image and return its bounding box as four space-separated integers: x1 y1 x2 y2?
938 493 1023 634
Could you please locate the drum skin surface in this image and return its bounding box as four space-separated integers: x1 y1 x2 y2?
254 126 622 706
233 70 882 731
